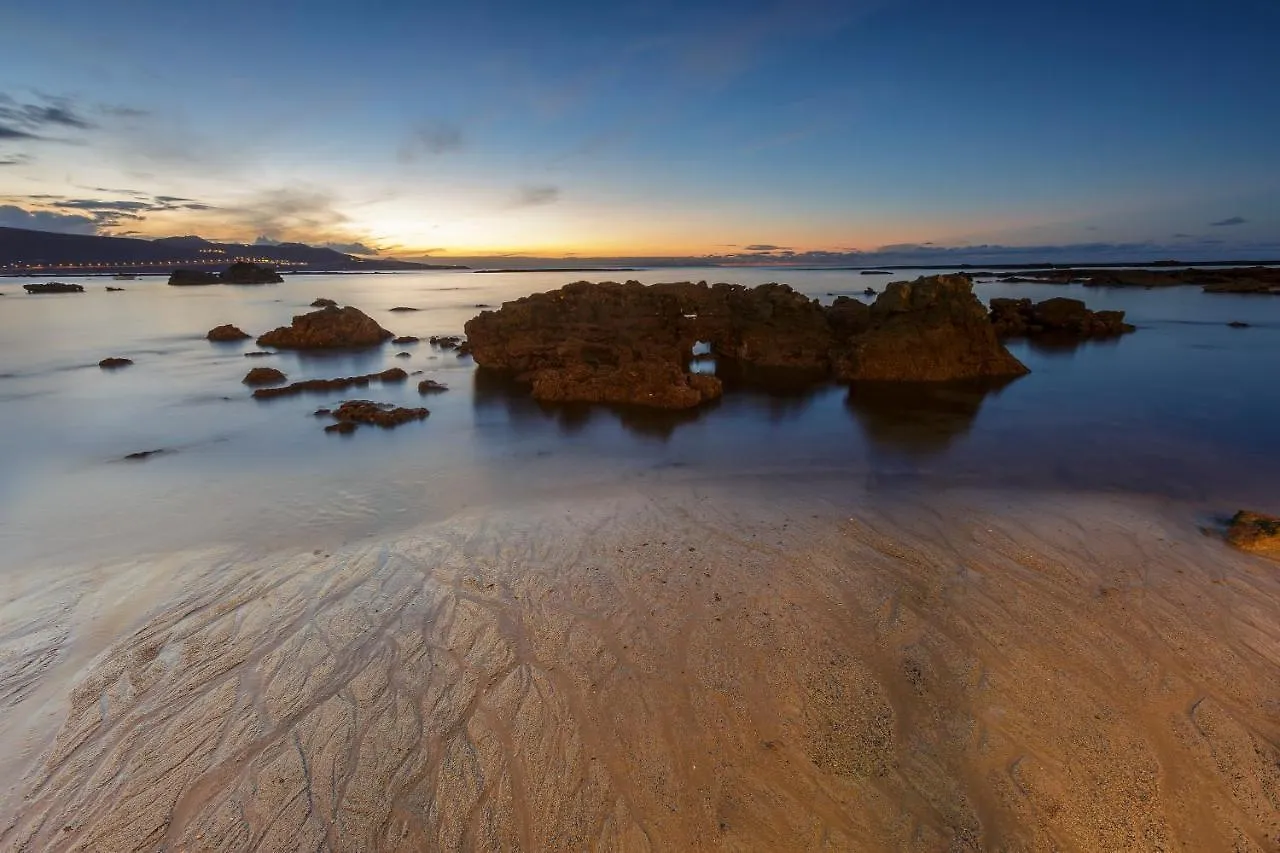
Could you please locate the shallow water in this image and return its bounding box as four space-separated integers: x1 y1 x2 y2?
1 267 1277 572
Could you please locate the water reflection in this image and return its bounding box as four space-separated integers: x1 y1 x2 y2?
1018 334 1124 359
844 378 1018 457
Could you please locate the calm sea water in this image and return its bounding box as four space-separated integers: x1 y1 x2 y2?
1 267 1277 572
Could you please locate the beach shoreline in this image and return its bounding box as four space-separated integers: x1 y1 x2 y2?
2 480 1277 851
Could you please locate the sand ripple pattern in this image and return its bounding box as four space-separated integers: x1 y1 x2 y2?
3 487 1279 851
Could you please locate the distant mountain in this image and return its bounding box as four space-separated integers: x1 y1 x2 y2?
0 227 466 273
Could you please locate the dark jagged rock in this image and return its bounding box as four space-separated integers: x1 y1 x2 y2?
251 367 408 399
256 305 393 350
392 336 420 344
243 367 287 386
325 420 358 434
390 306 419 312
99 357 133 369
323 400 429 432
465 276 1028 408
311 298 338 308
168 269 221 286
222 262 283 285
395 352 411 358
244 351 275 357
1002 266 1280 294
1228 321 1250 329
861 270 893 275
105 286 126 292
207 324 252 342
1225 510 1280 553
429 335 464 349
475 303 493 308
863 287 877 296
988 297 1135 339
24 282 84 294
834 276 1029 382
418 379 449 394
124 449 168 461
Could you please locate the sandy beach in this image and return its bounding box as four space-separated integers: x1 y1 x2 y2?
2 478 1277 851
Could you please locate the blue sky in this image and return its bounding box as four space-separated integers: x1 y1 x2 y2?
0 0 1277 262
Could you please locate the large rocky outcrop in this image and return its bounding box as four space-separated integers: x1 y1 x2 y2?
464 275 1029 408
989 297 1135 339
834 276 1029 382
222 262 284 285
256 305 394 350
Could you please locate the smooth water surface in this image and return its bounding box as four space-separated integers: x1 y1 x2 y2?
1 268 1277 572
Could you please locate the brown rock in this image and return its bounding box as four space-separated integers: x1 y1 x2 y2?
99 357 133 369
251 367 408 399
324 400 430 431
311 298 338 308
243 367 287 386
835 276 1029 382
418 379 450 394
207 324 252 342
222 262 283 285
24 282 85 294
429 335 464 349
392 336 420 344
989 296 1135 339
1225 510 1280 553
105 286 126 292
243 351 275 357
256 306 394 350
389 306 419 312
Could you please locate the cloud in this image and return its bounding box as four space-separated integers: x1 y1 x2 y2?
0 193 221 229
0 153 31 165
0 125 38 140
398 121 465 161
0 204 99 234
0 93 97 140
1172 233 1195 239
511 185 561 208
321 241 380 255
1209 216 1247 227
743 244 789 252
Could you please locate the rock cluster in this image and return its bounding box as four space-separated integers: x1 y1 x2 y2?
256 305 394 350
311 298 338 308
24 282 84 294
999 266 1280 294
988 297 1135 339
1225 510 1280 553
418 379 449 394
206 324 252 342
464 276 1029 408
321 401 429 433
429 335 464 349
99 357 133 369
251 367 408 400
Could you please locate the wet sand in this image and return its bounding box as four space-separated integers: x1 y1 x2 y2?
2 481 1278 851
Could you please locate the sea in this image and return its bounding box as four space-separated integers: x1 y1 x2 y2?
1 267 1277 574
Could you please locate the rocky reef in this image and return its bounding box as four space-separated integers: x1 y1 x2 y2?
169 263 283 286
464 275 1029 409
23 282 84 294
257 305 394 350
1001 266 1280 294
321 401 429 433
251 367 408 400
988 297 1135 339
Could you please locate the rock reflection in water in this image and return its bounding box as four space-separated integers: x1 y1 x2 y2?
845 378 1018 457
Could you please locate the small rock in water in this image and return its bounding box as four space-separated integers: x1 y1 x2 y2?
105 286 126 292
418 379 449 394
322 400 429 433
99 357 133 369
207 324 252 342
429 335 464 349
244 351 275 357
395 351 411 358
124 449 167 461
324 420 358 434
243 367 287 386
24 282 85 294
1225 510 1280 553
390 306 420 312
392 336 420 344
311 298 338 308
1227 321 1250 329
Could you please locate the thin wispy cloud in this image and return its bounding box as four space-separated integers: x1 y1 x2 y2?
511 185 561 208
398 122 465 162
0 204 99 234
1209 216 1247 227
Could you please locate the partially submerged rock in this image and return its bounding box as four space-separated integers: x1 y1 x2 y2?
105 286 126 292
256 305 393 350
311 298 338 308
207 324 252 342
243 351 275 358
390 306 419 312
251 367 408 399
988 297 1135 339
323 400 429 433
24 282 84 294
464 275 1028 408
1225 510 1280 553
243 367 287 386
392 335 420 344
124 448 168 461
429 335 464 349
998 265 1280 294
418 379 449 394
99 357 133 369
168 269 221 286
222 262 283 285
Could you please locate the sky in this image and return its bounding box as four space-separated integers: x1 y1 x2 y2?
0 0 1277 264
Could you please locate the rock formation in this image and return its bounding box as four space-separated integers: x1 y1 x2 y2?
168 269 221 286
207 324 252 342
99 357 133 369
988 297 1135 339
832 276 1029 382
256 305 394 350
105 286 125 292
322 401 429 433
999 266 1280 294
311 298 338 308
392 335 420 344
1225 510 1280 553
243 367 287 386
221 262 283 285
418 379 449 394
429 335 464 350
464 276 1028 409
24 282 84 294
251 367 408 400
